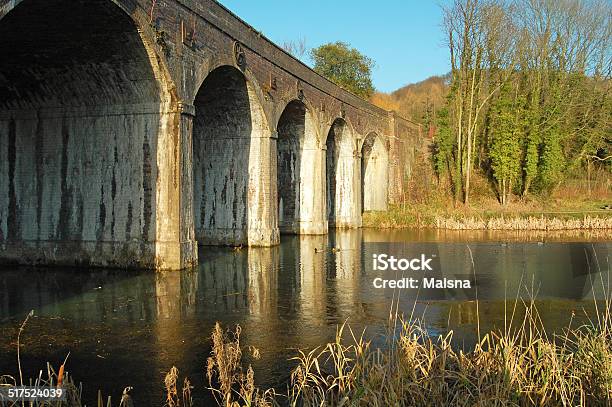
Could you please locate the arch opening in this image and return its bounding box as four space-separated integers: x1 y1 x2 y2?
325 118 360 228
192 65 276 246
277 101 305 233
276 100 321 234
361 133 389 212
0 0 165 267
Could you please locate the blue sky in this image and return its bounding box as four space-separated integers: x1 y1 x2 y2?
218 1 451 93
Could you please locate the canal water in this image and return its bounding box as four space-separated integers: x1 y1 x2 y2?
0 229 610 405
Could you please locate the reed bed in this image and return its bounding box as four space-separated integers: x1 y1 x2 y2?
202 295 612 407
362 202 612 230
435 214 612 230
283 311 611 406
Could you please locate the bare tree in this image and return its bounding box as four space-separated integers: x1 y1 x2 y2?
515 0 611 194
443 0 516 204
435 0 611 204
281 37 308 61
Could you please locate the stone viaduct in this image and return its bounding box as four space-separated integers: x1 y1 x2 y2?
0 0 421 270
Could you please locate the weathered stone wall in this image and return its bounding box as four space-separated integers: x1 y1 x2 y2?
192 65 279 246
326 119 361 228
277 101 326 235
362 133 389 211
0 0 167 268
193 67 251 245
388 114 423 205
277 102 305 233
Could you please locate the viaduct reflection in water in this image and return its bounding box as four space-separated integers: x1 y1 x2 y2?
0 230 609 404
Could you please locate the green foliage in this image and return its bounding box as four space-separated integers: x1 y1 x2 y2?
488 85 523 203
538 127 566 191
311 42 375 99
522 95 541 196
433 107 454 176
433 104 465 201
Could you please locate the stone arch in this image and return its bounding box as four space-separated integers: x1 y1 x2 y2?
325 118 361 228
0 0 179 268
322 116 357 150
361 132 389 212
276 99 326 235
192 65 278 246
192 61 274 133
275 97 318 133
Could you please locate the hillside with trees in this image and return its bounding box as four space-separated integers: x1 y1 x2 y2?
372 75 450 125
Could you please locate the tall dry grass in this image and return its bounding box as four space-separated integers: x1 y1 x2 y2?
205 322 274 407
0 363 84 407
4 285 611 406
363 205 612 230
283 305 611 406
205 282 612 406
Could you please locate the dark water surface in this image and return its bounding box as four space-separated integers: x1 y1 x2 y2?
1 229 610 405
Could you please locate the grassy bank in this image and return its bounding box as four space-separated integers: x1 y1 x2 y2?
4 299 611 406
362 197 612 230
375 165 612 230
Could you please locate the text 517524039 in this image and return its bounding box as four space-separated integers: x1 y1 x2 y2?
0 386 66 402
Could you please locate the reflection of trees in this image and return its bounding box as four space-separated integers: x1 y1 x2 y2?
362 228 612 243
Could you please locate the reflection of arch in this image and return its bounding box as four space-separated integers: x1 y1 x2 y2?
276 100 324 234
0 0 174 268
325 118 361 228
361 132 389 212
192 65 278 246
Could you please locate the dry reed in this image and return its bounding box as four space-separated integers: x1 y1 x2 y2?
280 296 612 406
0 362 84 407
206 292 611 406
435 214 612 230
206 322 275 407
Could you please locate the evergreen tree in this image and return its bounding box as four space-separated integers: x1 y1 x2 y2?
488 85 523 204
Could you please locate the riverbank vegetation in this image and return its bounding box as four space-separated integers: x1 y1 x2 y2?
285 0 610 221
363 206 612 230
372 0 611 216
4 297 611 406
363 168 611 229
